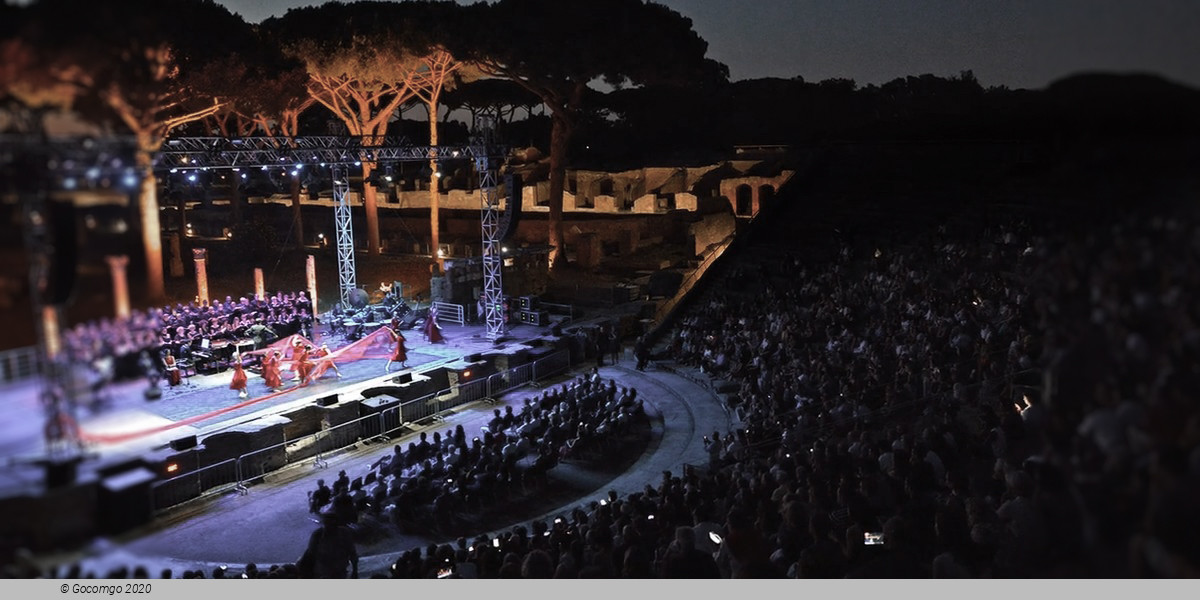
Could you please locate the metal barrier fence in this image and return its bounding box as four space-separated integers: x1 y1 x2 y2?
432 302 465 325
149 349 571 513
538 302 576 322
0 346 41 385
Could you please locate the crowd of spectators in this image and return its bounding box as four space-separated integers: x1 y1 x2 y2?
307 371 647 538
371 200 1198 578
18 194 1199 578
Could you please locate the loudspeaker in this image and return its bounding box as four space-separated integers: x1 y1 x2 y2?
169 435 197 451
393 372 413 385
518 296 535 311
466 353 482 362
316 393 338 407
45 200 78 305
519 310 548 326
361 386 399 400
498 173 523 242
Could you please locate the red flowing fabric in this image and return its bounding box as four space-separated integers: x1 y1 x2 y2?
308 327 398 380
77 329 401 445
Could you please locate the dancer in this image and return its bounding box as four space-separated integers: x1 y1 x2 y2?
262 349 284 390
230 350 249 399
162 349 182 387
385 327 408 373
424 305 444 344
295 344 314 385
313 343 343 380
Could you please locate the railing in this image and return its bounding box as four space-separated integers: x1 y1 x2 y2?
0 346 42 385
148 349 571 513
432 301 465 325
538 302 576 324
652 234 735 326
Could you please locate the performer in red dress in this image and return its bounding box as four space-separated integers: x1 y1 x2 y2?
229 350 249 399
385 328 408 373
295 344 314 385
311 343 342 380
424 305 444 344
262 349 284 390
163 350 182 387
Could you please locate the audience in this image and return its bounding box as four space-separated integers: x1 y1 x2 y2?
17 195 1199 579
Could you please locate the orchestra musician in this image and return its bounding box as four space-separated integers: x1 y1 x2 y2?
163 349 182 387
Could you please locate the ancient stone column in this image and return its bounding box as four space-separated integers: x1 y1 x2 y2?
254 267 265 301
192 248 209 305
306 254 318 321
41 305 61 360
168 233 184 278
105 255 131 320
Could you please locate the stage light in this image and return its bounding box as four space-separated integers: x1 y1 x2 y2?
290 170 298 177
462 370 471 378
241 173 247 179
187 174 197 182
62 177 77 190
501 246 508 253
122 173 141 189
181 156 190 164
170 168 178 174
709 532 723 544
317 233 324 240
166 463 180 474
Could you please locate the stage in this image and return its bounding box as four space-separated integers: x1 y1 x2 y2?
0 317 578 499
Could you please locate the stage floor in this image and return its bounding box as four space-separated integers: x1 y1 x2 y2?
0 319 564 496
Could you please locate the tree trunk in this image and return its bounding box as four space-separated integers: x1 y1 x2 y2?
547 113 571 271
290 173 304 247
362 163 380 255
428 99 442 273
136 143 165 301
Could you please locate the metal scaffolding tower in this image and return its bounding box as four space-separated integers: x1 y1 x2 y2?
472 119 505 341
329 164 356 307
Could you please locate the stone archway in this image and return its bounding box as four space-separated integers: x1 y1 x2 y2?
758 184 776 213
735 184 753 216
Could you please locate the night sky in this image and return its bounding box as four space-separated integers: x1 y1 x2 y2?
216 0 1200 90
